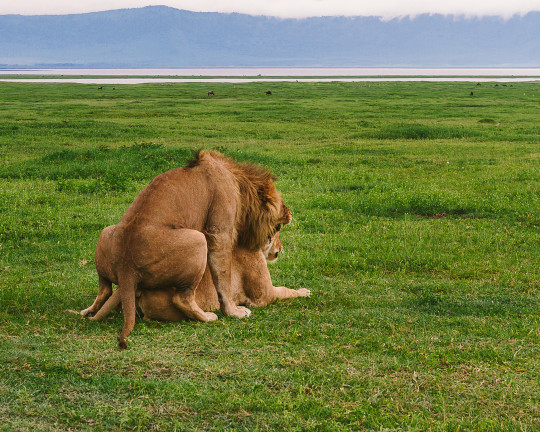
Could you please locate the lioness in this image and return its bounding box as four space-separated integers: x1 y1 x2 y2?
81 150 292 348
89 232 310 322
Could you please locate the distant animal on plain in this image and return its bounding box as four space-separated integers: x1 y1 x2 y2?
98 86 103 90
266 91 272 95
470 92 474 96
208 91 215 96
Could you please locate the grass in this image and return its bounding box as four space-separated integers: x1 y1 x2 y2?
0 80 539 431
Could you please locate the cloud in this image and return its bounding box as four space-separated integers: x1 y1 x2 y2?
2 0 540 18
196 0 540 19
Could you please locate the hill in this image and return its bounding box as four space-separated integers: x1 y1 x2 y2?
0 6 539 67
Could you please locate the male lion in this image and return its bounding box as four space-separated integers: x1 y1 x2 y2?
88 231 310 322
80 150 292 348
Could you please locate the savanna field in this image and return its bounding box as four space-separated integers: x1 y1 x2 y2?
0 81 538 431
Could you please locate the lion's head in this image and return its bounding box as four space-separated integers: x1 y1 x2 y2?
191 150 292 251
263 231 283 263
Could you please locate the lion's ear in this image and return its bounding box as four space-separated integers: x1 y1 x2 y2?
281 204 292 225
258 182 277 209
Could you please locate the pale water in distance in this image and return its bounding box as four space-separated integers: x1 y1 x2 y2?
2 67 540 76
1 68 540 84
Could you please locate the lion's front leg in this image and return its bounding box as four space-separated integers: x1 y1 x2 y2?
207 246 251 318
273 287 311 299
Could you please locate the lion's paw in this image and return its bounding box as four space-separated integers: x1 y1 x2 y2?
204 312 219 322
228 306 252 319
80 307 92 316
297 288 311 297
66 309 82 315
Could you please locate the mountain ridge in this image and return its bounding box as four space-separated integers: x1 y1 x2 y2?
1 6 539 68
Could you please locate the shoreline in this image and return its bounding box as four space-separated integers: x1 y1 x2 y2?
0 67 539 84
1 77 539 84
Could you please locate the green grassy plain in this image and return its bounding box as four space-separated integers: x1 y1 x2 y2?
0 81 539 431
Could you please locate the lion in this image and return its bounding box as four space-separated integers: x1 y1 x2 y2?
88 231 310 322
80 150 292 348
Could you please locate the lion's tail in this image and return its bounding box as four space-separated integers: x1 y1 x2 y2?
117 274 138 349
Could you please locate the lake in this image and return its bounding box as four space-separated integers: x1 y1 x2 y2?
1 68 539 84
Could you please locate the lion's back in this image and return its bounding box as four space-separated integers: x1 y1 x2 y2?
119 166 215 228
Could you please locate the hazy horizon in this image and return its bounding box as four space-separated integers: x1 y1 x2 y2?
2 0 540 19
2 7 539 68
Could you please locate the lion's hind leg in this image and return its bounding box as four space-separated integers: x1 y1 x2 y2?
89 287 122 321
172 291 218 322
169 230 218 323
80 276 113 317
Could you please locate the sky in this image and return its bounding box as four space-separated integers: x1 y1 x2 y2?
1 0 540 19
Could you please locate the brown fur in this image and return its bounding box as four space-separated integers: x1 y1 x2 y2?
80 151 292 348
90 232 310 322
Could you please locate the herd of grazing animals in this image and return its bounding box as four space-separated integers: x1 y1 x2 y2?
97 84 514 98
97 86 274 96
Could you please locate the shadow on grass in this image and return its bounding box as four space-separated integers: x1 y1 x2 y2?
405 293 537 318
0 143 192 184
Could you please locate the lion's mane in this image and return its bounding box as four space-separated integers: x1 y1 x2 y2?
187 150 287 251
